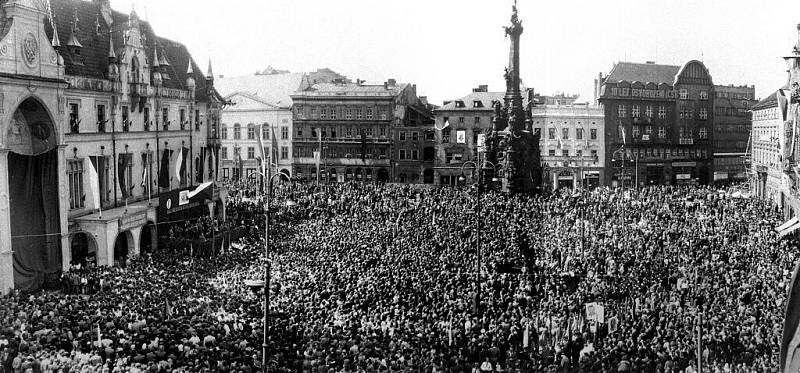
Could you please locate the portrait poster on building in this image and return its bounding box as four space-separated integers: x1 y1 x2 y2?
456 130 466 144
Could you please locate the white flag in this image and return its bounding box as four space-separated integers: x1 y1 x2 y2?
84 157 100 210
174 148 183 184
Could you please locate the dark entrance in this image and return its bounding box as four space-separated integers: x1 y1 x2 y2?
423 168 434 184
114 232 131 267
140 222 155 254
8 97 61 291
646 166 665 185
377 168 389 183
70 232 97 267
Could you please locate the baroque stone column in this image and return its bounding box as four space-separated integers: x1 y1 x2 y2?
0 148 14 294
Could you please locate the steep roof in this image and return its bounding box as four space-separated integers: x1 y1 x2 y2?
215 73 307 108
44 0 212 101
752 91 778 110
605 62 681 85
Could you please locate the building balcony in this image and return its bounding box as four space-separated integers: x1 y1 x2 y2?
129 82 150 97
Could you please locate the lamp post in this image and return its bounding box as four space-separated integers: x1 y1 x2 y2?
247 171 295 371
459 160 499 314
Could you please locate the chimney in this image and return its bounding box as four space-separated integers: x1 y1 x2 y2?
646 61 656 64
387 79 396 87
594 72 604 105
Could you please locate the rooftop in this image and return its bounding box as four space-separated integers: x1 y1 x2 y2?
292 82 408 98
605 62 681 85
437 92 505 111
215 73 307 108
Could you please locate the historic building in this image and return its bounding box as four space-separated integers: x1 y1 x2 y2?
532 104 605 190
290 80 425 183
0 0 224 294
713 84 757 183
750 91 785 206
598 61 715 187
393 98 435 183
215 73 309 180
432 86 502 185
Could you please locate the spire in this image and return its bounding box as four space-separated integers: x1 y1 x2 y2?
108 31 116 61
66 8 82 49
51 22 61 48
206 58 214 80
187 62 194 75
152 41 160 68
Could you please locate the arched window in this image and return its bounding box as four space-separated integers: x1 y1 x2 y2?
233 123 241 140
220 124 228 139
247 123 255 140
130 57 140 83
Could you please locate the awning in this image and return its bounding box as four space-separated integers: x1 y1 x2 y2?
777 216 800 232
780 220 800 238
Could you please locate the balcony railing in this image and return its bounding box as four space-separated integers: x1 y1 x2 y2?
129 82 149 97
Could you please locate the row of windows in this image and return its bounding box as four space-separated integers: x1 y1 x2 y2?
293 146 389 159
69 103 197 134
678 89 708 100
294 105 391 121
220 124 289 140
399 130 436 142
67 153 157 210
220 146 289 160
753 108 779 121
617 104 667 119
546 128 599 140
621 147 709 160
546 149 599 159
295 126 389 139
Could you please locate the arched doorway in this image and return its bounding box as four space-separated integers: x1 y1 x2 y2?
114 231 134 267
70 232 97 267
376 168 389 183
7 97 61 291
280 168 290 177
140 222 156 255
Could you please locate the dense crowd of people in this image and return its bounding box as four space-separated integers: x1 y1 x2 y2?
0 182 795 372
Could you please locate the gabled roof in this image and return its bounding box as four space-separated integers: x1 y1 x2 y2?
298 82 408 97
44 0 212 101
215 73 307 108
605 62 681 85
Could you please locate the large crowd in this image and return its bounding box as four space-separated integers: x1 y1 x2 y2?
0 182 795 372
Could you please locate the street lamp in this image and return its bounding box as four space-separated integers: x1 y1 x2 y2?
246 171 295 371
459 161 487 314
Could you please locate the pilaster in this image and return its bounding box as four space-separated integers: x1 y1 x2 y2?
0 148 14 294
57 144 70 270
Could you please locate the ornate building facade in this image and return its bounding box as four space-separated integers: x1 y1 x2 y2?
0 0 224 294
598 61 715 186
713 84 757 183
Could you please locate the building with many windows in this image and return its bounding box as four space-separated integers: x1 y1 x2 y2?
290 79 425 183
750 91 785 206
713 84 757 183
0 0 224 293
532 103 605 190
598 61 715 186
432 86 503 185
215 73 309 180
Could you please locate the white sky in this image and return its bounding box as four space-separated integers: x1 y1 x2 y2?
111 0 799 105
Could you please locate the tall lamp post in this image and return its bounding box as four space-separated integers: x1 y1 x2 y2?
459 160 498 314
247 171 295 371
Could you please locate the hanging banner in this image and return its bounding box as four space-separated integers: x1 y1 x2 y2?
456 130 466 144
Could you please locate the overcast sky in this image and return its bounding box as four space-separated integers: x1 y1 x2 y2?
111 0 799 105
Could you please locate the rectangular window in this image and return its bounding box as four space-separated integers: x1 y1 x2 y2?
459 117 465 124
548 149 556 156
699 108 708 120
632 105 640 118
195 109 200 130
412 131 419 141
442 128 451 143
330 107 337 120
281 126 289 139
124 153 134 191
96 104 106 133
345 108 353 120
121 106 129 132
180 109 186 130
617 104 626 118
221 147 228 159
411 149 419 160
144 107 150 131
247 126 255 140
356 108 363 120
576 149 583 157
234 125 241 140
645 106 653 118
162 107 169 130
345 127 352 137
68 159 84 209
281 146 288 159
399 149 407 160
576 128 583 140
562 149 569 157
699 127 708 139
320 108 328 120
562 128 569 140
679 89 688 100
645 126 653 135
366 108 373 120
699 91 708 100
69 103 80 133
425 131 435 141
590 128 597 140
632 126 640 138
296 127 303 137
247 147 255 159
399 132 406 141
474 117 480 125
658 106 666 119
221 126 227 139
548 128 556 140
590 150 598 162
